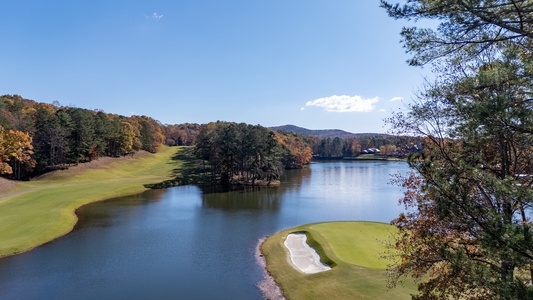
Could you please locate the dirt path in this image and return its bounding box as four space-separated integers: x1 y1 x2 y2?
0 177 17 194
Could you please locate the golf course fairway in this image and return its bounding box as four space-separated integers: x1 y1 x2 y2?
0 146 179 258
260 221 417 299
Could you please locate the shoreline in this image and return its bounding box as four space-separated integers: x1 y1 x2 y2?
255 237 285 300
0 185 157 259
0 147 177 259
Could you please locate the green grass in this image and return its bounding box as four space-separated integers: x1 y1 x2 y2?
261 221 417 299
307 222 398 269
0 146 181 258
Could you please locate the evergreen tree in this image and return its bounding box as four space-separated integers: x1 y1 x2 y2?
194 122 283 186
382 1 533 298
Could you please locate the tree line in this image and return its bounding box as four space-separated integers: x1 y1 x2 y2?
0 95 165 179
308 135 423 158
0 93 424 181
0 96 315 184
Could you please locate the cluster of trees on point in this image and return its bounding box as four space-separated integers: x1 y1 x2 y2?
0 95 165 179
381 0 533 298
194 122 312 186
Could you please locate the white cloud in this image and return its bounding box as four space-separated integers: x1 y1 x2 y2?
146 12 163 20
304 95 379 113
389 96 403 102
378 109 387 113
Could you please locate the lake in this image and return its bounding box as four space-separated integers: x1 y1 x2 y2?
0 161 409 300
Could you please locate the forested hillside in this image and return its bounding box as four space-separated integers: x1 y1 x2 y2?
271 125 423 158
0 95 166 179
0 95 313 182
269 124 391 138
0 94 419 182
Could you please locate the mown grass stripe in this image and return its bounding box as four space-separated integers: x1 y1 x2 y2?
0 146 180 258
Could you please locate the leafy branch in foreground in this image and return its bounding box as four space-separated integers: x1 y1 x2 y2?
382 0 533 299
381 0 533 66
387 53 533 300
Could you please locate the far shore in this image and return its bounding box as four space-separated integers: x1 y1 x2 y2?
312 156 405 162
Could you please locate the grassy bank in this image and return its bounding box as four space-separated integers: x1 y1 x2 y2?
0 146 180 258
261 221 417 299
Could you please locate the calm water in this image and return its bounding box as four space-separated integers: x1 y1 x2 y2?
0 161 409 300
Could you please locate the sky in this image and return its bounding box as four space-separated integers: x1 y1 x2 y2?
0 0 430 133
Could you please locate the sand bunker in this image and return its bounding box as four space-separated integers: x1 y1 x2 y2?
284 233 331 274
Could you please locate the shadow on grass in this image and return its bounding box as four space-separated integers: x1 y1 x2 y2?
290 230 338 268
144 147 211 189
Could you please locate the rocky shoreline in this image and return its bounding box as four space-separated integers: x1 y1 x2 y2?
256 237 285 300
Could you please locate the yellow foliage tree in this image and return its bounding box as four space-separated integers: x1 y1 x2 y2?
0 126 36 178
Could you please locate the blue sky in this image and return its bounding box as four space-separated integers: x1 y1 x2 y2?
1 1 429 133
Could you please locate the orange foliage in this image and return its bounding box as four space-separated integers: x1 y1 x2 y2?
274 132 312 168
0 126 36 176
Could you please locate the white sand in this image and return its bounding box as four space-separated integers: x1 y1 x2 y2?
284 233 331 274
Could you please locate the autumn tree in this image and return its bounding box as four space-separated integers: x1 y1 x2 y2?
163 123 200 146
379 144 397 157
0 126 36 179
382 0 533 298
274 131 312 169
118 121 136 155
0 126 11 175
128 116 164 153
0 95 171 178
0 95 34 132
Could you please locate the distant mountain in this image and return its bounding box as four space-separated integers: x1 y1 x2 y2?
269 125 390 139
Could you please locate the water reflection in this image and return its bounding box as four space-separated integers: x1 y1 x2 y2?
199 166 312 211
279 166 312 191
75 189 167 230
201 188 282 211
0 161 409 300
